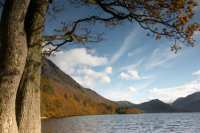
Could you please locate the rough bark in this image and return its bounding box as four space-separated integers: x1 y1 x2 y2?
16 1 49 133
16 46 42 133
0 0 30 133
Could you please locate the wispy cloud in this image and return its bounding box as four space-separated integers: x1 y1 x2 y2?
110 28 138 64
145 48 179 70
127 46 145 57
119 58 144 71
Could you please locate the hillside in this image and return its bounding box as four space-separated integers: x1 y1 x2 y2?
41 58 117 118
172 92 200 112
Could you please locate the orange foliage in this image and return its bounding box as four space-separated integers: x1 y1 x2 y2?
41 76 117 118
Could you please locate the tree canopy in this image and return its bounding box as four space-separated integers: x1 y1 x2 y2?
43 0 200 55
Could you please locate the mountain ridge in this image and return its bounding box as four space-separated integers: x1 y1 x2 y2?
172 92 200 112
117 92 200 113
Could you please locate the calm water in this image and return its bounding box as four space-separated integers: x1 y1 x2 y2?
42 113 200 133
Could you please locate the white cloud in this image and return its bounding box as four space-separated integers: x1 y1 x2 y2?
50 48 111 88
120 70 142 80
192 69 200 76
128 86 138 93
119 59 145 81
73 68 111 88
148 79 200 103
105 66 112 74
110 28 138 64
145 48 179 69
51 48 107 70
120 68 152 81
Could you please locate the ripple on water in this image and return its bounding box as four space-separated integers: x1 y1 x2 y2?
42 113 200 133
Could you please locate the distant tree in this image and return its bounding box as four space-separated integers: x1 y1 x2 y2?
0 0 199 133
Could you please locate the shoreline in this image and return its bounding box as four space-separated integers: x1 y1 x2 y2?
41 112 200 120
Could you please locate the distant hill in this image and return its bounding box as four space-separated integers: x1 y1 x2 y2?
117 101 136 108
136 99 178 113
41 58 118 118
117 92 200 113
172 92 200 112
117 99 179 113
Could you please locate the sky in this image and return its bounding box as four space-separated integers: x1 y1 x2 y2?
45 0 200 104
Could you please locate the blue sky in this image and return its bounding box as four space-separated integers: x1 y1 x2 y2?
47 1 200 103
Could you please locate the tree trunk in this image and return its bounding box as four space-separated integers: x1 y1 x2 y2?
16 45 42 133
16 1 49 133
0 0 30 133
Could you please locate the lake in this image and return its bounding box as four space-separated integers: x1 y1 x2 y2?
42 113 200 133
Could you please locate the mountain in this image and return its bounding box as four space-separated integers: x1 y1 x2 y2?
172 92 200 112
117 93 200 113
41 58 117 118
117 99 178 113
136 99 178 113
